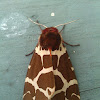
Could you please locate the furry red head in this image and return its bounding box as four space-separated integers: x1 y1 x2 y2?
39 27 61 51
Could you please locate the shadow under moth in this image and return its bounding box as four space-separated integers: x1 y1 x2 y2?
23 18 80 100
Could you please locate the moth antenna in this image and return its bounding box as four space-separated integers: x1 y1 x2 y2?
28 17 48 28
55 19 79 28
59 25 65 33
25 51 33 56
36 20 43 32
63 40 80 47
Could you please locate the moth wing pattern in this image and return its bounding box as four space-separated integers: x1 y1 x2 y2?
23 42 80 100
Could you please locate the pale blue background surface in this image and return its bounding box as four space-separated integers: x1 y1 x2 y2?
0 0 100 100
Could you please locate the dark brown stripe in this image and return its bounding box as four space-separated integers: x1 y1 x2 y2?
66 84 80 100
51 91 65 100
52 55 58 70
37 72 55 90
71 95 80 100
23 82 35 97
35 89 48 100
54 75 64 91
23 93 33 100
48 89 51 95
23 82 35 100
26 53 43 80
43 55 52 68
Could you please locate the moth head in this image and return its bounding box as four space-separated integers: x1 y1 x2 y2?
39 27 61 50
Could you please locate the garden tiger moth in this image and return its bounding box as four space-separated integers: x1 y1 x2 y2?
23 18 80 100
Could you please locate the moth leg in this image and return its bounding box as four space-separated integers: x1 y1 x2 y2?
25 51 33 56
36 20 42 31
59 25 65 33
63 40 80 47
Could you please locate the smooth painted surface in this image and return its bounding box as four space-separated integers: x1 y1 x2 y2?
0 0 100 100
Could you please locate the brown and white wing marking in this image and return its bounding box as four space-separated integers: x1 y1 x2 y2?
23 45 55 100
51 43 80 100
23 42 80 100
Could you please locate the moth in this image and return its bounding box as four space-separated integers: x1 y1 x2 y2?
23 18 80 100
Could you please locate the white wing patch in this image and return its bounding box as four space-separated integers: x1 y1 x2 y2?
35 43 66 66
23 91 31 98
71 93 80 99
